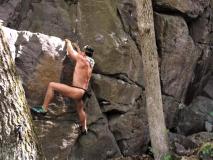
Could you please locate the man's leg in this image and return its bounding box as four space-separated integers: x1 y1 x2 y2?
42 82 84 111
76 100 87 133
42 82 55 111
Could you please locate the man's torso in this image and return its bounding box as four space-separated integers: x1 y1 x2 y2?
72 55 92 90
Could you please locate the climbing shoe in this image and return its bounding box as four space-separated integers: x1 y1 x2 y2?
80 126 88 135
31 106 47 116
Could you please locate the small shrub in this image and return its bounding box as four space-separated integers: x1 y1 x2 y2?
161 153 173 160
198 143 213 160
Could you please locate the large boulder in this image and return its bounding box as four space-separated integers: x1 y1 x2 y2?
203 77 213 100
184 2 213 104
69 90 122 160
188 132 213 146
0 0 22 24
190 6 213 44
91 74 142 113
162 95 179 129
2 26 122 160
2 26 65 106
116 0 141 50
18 0 75 39
108 108 149 156
11 0 144 86
75 0 143 85
177 96 213 135
153 0 210 18
154 13 200 101
109 155 153 160
168 132 198 156
34 118 79 160
184 45 213 104
70 118 122 160
1 0 212 159
91 74 149 156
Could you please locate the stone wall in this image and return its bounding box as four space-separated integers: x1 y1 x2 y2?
0 0 212 159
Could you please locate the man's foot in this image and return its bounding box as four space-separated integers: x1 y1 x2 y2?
31 105 47 116
80 126 88 135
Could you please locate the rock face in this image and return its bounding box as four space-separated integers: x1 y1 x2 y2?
2 26 122 160
154 13 200 101
153 0 210 18
0 0 213 160
2 26 66 106
185 2 213 103
177 96 213 135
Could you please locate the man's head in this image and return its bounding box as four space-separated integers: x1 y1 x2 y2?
83 45 94 57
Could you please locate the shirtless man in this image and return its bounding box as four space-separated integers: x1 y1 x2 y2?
31 39 95 134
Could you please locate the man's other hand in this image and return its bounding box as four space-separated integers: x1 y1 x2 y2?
64 39 71 44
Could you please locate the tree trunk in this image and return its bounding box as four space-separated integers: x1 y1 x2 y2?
135 0 169 159
0 26 43 160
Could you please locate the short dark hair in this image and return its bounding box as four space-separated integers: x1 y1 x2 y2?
84 45 94 57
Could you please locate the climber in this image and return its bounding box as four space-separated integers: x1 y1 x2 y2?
31 39 95 135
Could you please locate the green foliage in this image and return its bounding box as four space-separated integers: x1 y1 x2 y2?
199 143 213 159
161 153 174 160
209 112 213 117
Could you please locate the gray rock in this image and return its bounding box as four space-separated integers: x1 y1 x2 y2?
205 121 213 132
18 1 74 38
69 118 122 160
91 74 142 113
180 156 199 160
1 0 213 159
84 89 105 125
2 26 66 106
0 0 22 24
190 7 213 43
154 13 200 101
177 96 213 135
203 77 213 100
188 132 213 146
168 132 198 156
109 155 153 160
2 26 122 160
184 45 212 103
153 0 210 18
108 109 149 156
162 95 179 129
14 0 144 86
185 2 213 103
34 120 79 160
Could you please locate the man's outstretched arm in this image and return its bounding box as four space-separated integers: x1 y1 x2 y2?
65 39 79 61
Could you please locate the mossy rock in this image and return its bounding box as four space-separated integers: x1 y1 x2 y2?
198 143 213 160
180 156 198 160
161 153 180 160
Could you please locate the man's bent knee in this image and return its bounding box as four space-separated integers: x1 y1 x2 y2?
49 82 55 88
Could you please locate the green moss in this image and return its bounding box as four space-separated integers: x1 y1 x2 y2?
209 112 213 117
161 154 173 160
198 143 213 160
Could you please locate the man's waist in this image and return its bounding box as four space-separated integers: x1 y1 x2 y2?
71 85 87 91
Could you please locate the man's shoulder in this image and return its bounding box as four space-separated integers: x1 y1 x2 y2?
75 53 83 60
76 54 87 63
86 56 95 68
